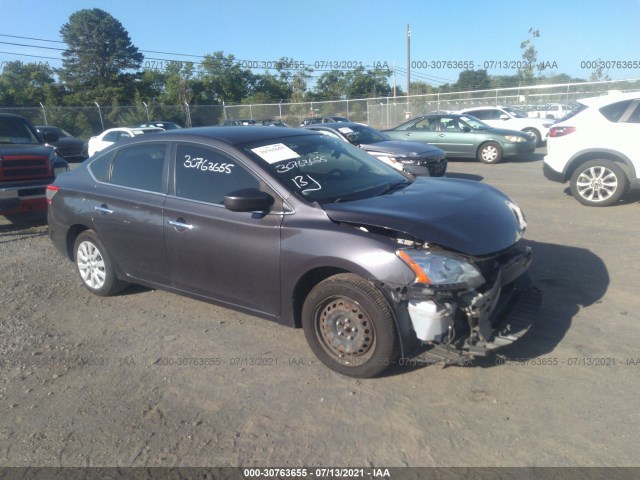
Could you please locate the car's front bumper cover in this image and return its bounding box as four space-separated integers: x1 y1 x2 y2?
402 246 541 363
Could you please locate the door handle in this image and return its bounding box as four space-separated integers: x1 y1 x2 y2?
94 205 113 215
168 219 194 231
438 134 445 137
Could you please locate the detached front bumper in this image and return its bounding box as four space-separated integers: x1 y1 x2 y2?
404 247 542 363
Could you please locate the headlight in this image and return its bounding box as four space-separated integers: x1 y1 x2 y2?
504 135 527 143
397 249 485 289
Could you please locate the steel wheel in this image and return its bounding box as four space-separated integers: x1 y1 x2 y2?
302 273 399 378
314 296 377 363
74 230 127 296
477 141 502 164
570 160 627 207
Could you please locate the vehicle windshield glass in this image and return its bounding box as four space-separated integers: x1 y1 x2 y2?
459 115 490 130
0 118 41 145
241 134 409 204
504 107 527 118
334 124 390 145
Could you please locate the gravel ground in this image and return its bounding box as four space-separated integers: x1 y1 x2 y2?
1 151 639 467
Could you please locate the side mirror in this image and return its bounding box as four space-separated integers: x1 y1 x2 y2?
500 114 509 120
461 126 471 133
224 188 274 212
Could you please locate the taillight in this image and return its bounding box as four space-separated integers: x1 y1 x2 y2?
549 126 576 138
46 185 59 205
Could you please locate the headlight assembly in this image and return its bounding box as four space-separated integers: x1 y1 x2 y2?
397 249 485 290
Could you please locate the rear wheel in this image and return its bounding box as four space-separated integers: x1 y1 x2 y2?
302 273 399 378
477 141 503 164
570 160 628 206
74 230 127 296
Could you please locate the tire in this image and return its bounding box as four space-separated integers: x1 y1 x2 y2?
523 128 541 145
302 273 399 378
477 141 503 164
570 160 628 207
74 230 127 296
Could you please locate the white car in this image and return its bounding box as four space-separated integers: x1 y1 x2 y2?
88 127 164 156
543 91 640 206
458 106 553 145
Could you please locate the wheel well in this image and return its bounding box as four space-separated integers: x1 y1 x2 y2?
65 224 90 260
567 152 634 182
291 267 349 328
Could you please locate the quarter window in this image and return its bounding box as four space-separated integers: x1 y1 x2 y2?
174 144 259 204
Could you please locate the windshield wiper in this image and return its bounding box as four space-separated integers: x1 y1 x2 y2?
376 180 411 196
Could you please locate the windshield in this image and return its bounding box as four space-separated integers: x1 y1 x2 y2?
504 107 527 118
0 117 41 145
335 124 389 145
459 115 490 130
241 134 409 204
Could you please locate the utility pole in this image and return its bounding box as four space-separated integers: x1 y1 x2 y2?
406 24 411 96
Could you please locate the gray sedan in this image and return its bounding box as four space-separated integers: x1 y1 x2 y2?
47 126 540 377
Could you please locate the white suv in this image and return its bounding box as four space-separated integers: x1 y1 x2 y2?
543 92 640 206
458 106 553 145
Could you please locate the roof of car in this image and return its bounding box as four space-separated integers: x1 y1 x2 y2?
302 122 364 129
577 91 640 107
153 126 319 145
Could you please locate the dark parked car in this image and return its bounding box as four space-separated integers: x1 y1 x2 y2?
384 114 536 164
47 126 540 377
221 119 257 126
302 122 447 177
36 125 88 162
1 114 68 215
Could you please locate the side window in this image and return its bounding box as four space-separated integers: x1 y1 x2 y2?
103 131 120 142
109 144 167 192
175 144 260 205
601 100 640 123
470 110 488 120
412 118 436 130
600 100 634 122
624 102 640 123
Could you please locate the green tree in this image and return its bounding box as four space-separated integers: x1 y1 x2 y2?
518 28 540 84
0 61 56 106
198 51 256 103
59 8 143 104
455 69 491 91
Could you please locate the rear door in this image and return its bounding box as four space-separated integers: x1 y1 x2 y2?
163 142 283 317
87 142 171 285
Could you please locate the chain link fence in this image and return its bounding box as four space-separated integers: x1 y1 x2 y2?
1 79 639 139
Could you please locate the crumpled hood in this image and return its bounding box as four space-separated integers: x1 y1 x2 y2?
323 177 525 256
359 140 445 158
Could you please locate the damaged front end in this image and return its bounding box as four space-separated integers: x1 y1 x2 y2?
391 242 541 364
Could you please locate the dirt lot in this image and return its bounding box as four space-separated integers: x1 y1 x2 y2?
1 151 639 468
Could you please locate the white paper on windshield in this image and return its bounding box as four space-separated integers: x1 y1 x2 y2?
251 143 299 164
338 127 354 134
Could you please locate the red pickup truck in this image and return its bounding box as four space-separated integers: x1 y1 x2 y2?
0 113 69 216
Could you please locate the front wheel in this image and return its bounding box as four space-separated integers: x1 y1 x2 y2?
570 160 628 206
302 274 399 378
74 230 127 296
477 141 503 164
